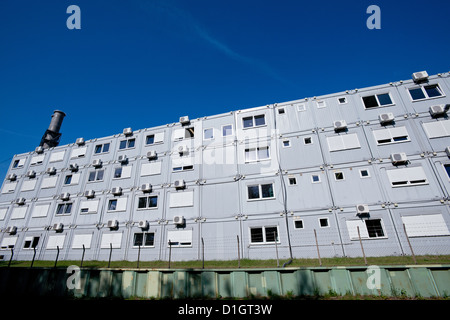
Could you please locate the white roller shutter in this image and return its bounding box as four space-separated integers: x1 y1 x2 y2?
402 214 450 237
327 133 361 152
30 155 45 165
46 235 66 249
422 120 450 139
49 151 65 162
41 176 58 189
141 162 162 176
0 208 8 220
21 180 37 191
11 206 27 219
72 234 93 249
1 237 18 249
346 220 369 240
32 204 50 218
167 230 193 247
154 132 164 143
2 182 17 194
101 233 122 248
80 200 99 214
169 190 194 208
70 147 87 159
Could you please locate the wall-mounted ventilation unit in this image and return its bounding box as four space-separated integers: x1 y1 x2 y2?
35 146 44 154
429 104 448 117
53 223 64 231
138 220 149 229
412 71 428 83
26 171 36 178
15 198 26 205
107 220 118 229
46 167 56 175
390 153 408 165
118 155 128 163
6 174 17 181
60 193 70 201
356 204 369 216
174 179 186 189
333 120 347 131
92 159 102 168
141 183 152 193
179 116 190 125
111 187 122 196
85 190 95 199
69 163 79 172
147 150 157 160
178 145 189 155
123 127 133 136
173 215 185 225
378 113 395 124
76 137 85 145
6 226 17 235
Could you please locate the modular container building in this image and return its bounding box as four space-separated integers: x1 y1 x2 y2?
1 71 450 262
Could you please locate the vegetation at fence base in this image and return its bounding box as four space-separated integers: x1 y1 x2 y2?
1 254 450 269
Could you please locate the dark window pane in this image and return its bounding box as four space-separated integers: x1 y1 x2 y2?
96 170 104 181
94 145 102 154
88 171 96 181
128 139 135 148
146 135 155 145
138 197 147 209
295 220 303 229
250 228 263 243
261 184 274 198
148 196 158 208
103 143 110 152
56 204 64 215
366 219 384 238
64 175 72 185
320 218 329 227
362 95 379 108
254 115 265 126
114 167 122 178
444 164 450 178
144 233 155 246
243 117 253 128
377 93 392 105
424 85 442 98
134 233 143 246
409 88 426 100
108 200 117 211
265 227 278 242
31 237 39 248
64 203 72 214
248 185 260 199
119 140 127 149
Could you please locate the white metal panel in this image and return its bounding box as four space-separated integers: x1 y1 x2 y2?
154 132 164 143
21 180 37 191
141 162 162 176
46 235 66 249
70 173 81 185
72 234 93 249
80 199 99 214
101 233 122 248
402 214 450 237
32 204 50 218
41 176 58 188
0 208 7 220
49 151 66 162
346 220 370 240
70 147 87 159
11 206 27 219
167 229 193 246
422 120 450 139
327 133 361 152
169 190 194 208
173 129 185 141
1 237 18 249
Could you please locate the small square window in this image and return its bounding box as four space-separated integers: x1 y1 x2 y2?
311 174 321 183
277 107 285 114
114 167 122 178
64 175 72 185
282 140 291 148
297 104 306 112
424 84 443 98
146 135 155 145
444 164 450 180
222 125 233 137
294 220 304 229
204 128 214 140
108 199 117 211
304 137 312 145
319 218 329 228
359 169 370 178
247 185 260 199
334 171 344 181
288 177 297 185
338 97 347 104
316 100 326 108
254 115 266 126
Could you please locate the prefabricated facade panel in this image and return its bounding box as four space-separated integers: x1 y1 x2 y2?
1 72 450 262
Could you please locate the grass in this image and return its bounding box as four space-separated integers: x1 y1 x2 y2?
1 254 450 269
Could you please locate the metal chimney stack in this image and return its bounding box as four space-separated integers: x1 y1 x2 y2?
39 110 66 149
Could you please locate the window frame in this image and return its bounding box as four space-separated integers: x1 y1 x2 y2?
23 236 40 250
119 138 136 150
359 169 371 179
203 128 214 140
137 195 159 210
334 171 345 181
311 174 321 183
361 93 395 109
244 146 270 163
133 232 155 248
249 226 280 245
222 124 233 137
242 114 266 129
319 217 330 228
56 202 73 215
407 83 445 102
87 169 105 182
443 163 450 181
293 219 304 230
247 183 275 201
94 143 110 155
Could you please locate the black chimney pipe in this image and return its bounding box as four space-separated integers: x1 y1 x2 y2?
39 110 66 149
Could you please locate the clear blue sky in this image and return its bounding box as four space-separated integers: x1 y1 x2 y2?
0 0 449 179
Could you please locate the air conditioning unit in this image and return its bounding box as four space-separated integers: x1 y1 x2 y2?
60 192 70 201
333 120 347 131
69 163 79 172
179 116 190 125
138 220 149 229
123 127 133 136
174 179 186 189
35 146 44 154
46 167 56 175
118 154 128 163
378 113 395 124
178 145 189 154
429 104 448 117
26 170 36 178
85 190 95 198
111 187 122 196
412 71 428 83
173 215 185 225
6 173 17 181
15 198 26 205
356 204 370 216
141 183 152 193
390 153 408 165
53 223 64 231
147 150 157 160
6 226 17 234
76 137 85 145
445 146 450 157
92 159 102 168
107 220 118 229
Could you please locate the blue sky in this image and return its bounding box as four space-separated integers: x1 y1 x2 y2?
0 0 449 179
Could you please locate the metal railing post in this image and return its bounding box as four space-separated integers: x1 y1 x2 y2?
108 243 112 268
54 246 60 268
403 223 417 264
80 244 85 268
237 235 241 268
30 247 37 268
168 240 172 269
7 248 14 268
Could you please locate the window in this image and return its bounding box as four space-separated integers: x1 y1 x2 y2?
346 219 386 240
13 159 25 168
172 156 194 172
113 166 132 179
56 203 72 215
294 219 304 229
245 146 270 162
222 125 233 137
316 100 326 108
359 169 370 178
282 140 291 148
167 230 192 247
146 135 155 145
304 137 312 145
203 128 214 140
372 127 410 145
311 174 321 183
334 171 345 181
30 155 45 165
327 133 361 152
247 183 274 200
94 143 110 154
169 190 194 208
277 107 285 114
107 198 127 212
23 236 40 249
362 93 393 109
444 164 450 180
319 218 329 228
408 84 444 101
386 166 428 187
119 138 135 150
249 226 279 244
297 104 306 112
1 237 17 250
243 114 266 128
133 232 155 247
365 219 385 238
145 132 164 145
88 169 104 182
71 147 87 159
137 196 158 209
49 151 65 163
402 214 450 237
64 175 73 185
288 176 297 185
79 199 99 214
338 97 347 104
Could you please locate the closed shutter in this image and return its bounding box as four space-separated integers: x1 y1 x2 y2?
11 206 28 219
346 220 369 240
422 120 450 139
32 204 50 218
70 147 87 158
46 235 66 249
141 162 162 176
169 190 194 208
72 234 93 249
49 151 65 162
402 214 450 237
101 233 122 248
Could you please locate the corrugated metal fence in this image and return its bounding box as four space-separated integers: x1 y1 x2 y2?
0 265 449 299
